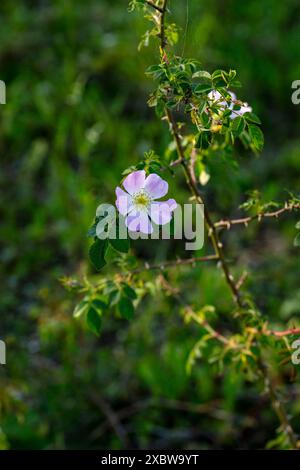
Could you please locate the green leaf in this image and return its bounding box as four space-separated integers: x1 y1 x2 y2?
295 221 300 230
109 289 121 306
87 221 97 238
117 297 135 320
73 300 89 318
109 237 130 253
248 124 264 151
89 239 108 271
244 112 261 124
231 116 245 136
195 131 211 150
122 284 137 300
194 84 212 95
192 70 211 80
294 233 300 247
86 307 102 336
211 69 224 80
91 298 107 311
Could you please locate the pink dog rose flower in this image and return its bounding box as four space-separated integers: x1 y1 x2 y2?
115 170 177 234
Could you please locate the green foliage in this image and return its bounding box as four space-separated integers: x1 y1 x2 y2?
86 304 102 336
294 221 300 247
89 239 108 271
117 296 135 320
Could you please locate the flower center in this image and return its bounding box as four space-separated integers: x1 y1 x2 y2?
132 190 151 211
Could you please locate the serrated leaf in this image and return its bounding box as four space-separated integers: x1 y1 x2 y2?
195 131 211 149
86 307 102 336
211 69 224 80
73 300 89 318
231 116 245 136
294 233 300 247
117 297 135 320
109 289 121 306
91 298 107 311
248 124 264 151
192 70 211 80
89 239 108 271
87 222 97 238
109 236 130 254
194 84 213 95
244 112 261 124
122 284 137 300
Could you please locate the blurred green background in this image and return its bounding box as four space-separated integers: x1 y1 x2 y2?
1 0 300 449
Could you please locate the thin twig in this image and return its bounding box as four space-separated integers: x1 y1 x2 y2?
236 271 248 290
146 1 163 13
259 358 298 449
129 254 219 275
185 307 231 346
89 392 130 448
267 327 300 338
90 397 227 441
214 204 300 230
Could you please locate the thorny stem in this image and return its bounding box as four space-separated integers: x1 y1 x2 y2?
185 307 232 346
166 108 243 307
129 254 218 275
160 0 168 48
214 203 300 230
147 0 298 448
270 327 300 338
259 358 298 449
145 1 163 13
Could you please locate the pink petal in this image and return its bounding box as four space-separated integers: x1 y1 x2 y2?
149 199 177 225
144 173 168 199
115 187 133 215
125 211 153 234
122 170 146 195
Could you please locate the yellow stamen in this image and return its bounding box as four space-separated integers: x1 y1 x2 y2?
133 190 151 210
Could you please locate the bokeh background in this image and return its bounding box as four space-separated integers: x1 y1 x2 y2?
1 0 300 449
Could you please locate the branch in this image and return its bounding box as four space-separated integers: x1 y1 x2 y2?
160 0 168 48
214 203 300 230
145 1 163 13
89 392 130 447
259 358 298 449
268 327 300 338
185 307 232 346
129 254 219 275
166 108 244 307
